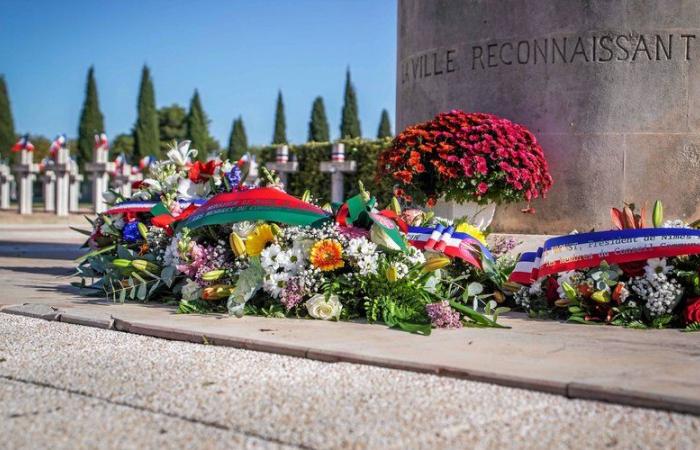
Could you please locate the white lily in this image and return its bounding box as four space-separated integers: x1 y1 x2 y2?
177 178 209 200
142 178 162 191
166 140 198 167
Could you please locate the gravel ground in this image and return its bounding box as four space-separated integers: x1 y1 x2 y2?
1 314 698 450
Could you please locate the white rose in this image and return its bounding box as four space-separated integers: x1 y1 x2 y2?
305 294 342 320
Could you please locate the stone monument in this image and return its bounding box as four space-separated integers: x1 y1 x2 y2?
397 0 700 232
320 143 356 203
54 147 71 216
0 163 13 210
41 163 56 213
12 149 39 215
85 134 114 213
68 159 83 213
112 163 139 198
266 145 298 188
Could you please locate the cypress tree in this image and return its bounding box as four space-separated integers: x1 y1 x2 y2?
377 109 392 138
340 68 361 138
158 104 187 154
227 117 248 161
77 66 105 167
272 90 287 144
307 96 330 142
185 89 210 159
0 75 15 160
133 65 160 159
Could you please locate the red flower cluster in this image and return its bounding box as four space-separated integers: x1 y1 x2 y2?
378 110 553 207
188 160 220 183
684 297 700 325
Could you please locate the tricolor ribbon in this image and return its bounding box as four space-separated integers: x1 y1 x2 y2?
407 225 495 269
508 227 700 285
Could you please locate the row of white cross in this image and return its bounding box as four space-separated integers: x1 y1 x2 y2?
266 142 356 203
0 144 142 216
0 142 358 216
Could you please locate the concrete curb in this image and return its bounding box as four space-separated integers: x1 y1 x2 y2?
2 303 698 416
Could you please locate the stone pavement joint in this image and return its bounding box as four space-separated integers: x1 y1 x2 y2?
1 302 698 416
0 373 307 450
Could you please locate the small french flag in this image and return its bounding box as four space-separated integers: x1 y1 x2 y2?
49 134 67 157
12 134 35 152
94 133 109 150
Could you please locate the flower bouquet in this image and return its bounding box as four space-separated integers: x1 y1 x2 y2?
74 141 515 335
378 110 553 220
509 202 700 330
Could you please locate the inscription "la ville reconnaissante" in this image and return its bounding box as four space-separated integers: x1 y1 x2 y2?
401 32 696 84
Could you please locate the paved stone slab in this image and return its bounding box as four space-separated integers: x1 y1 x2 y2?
1 233 699 416
2 314 699 449
0 378 292 450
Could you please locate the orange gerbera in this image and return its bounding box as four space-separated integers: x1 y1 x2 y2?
309 239 345 271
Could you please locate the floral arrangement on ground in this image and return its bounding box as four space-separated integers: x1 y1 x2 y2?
508 202 700 331
74 141 517 335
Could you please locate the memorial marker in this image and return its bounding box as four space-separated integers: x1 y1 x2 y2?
319 143 356 203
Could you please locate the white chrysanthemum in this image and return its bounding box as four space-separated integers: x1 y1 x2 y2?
260 244 282 272
263 272 289 298
644 258 673 279
394 262 409 279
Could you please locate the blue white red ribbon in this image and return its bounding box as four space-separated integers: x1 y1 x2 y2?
509 228 700 285
407 226 495 268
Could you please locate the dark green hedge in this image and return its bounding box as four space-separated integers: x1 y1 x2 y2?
257 138 395 205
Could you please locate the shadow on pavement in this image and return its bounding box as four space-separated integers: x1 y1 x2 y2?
0 241 84 260
2 265 75 277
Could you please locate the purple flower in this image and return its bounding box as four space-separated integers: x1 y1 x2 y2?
425 301 462 328
280 278 304 311
177 242 232 286
225 166 242 191
122 221 142 243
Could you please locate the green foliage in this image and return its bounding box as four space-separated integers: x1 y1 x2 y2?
77 66 105 168
158 104 187 154
340 69 361 138
377 109 392 138
258 138 394 205
227 116 248 161
111 133 135 160
682 322 700 332
0 75 15 162
308 96 330 142
186 90 216 159
272 90 287 144
133 65 160 159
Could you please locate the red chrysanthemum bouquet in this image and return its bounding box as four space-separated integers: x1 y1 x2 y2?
378 110 553 208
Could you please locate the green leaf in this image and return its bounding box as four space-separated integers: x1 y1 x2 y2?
682 322 700 332
74 245 116 264
448 300 509 328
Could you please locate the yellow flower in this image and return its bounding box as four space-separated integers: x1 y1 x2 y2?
245 224 275 256
309 239 345 271
455 222 486 244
